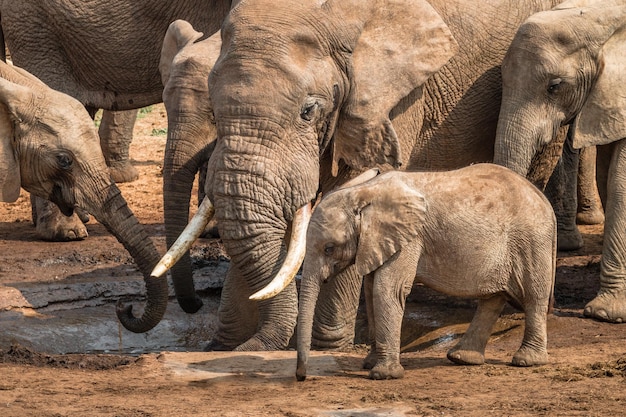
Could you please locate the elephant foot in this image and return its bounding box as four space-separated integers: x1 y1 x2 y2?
576 207 605 225
232 334 290 351
557 227 584 251
176 295 204 314
108 161 139 183
75 208 91 224
511 346 548 367
583 290 626 323
446 348 485 366
36 212 88 241
368 360 404 380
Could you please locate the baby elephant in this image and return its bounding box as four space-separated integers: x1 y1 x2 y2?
296 163 556 380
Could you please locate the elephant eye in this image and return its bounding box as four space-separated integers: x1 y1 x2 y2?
56 152 73 170
323 244 335 256
547 78 562 94
300 102 319 122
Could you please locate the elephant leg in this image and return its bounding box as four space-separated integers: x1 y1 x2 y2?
447 294 506 366
312 266 362 349
214 263 299 351
577 146 605 225
362 273 377 370
31 195 88 241
209 264 259 350
99 109 139 183
545 139 583 251
584 140 626 323
511 301 549 367
368 252 416 380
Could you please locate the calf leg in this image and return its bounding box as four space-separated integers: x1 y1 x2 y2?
447 294 506 365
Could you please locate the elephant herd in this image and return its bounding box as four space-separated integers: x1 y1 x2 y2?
0 0 625 379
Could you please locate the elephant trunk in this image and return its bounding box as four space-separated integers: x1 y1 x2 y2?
249 203 312 300
493 108 537 177
163 112 215 313
88 184 168 333
296 270 322 381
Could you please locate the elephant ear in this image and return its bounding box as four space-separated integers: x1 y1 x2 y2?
571 27 626 149
159 20 206 87
0 77 25 203
354 175 426 276
330 0 458 173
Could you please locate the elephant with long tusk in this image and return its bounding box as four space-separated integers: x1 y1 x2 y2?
151 198 313 303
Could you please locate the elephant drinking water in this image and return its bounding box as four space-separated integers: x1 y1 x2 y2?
153 0 568 351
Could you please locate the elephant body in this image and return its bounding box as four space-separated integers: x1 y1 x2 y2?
493 0 626 323
0 61 167 333
0 0 231 240
157 0 568 351
296 164 556 380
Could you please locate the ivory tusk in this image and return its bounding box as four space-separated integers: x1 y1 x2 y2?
150 196 215 278
249 202 312 300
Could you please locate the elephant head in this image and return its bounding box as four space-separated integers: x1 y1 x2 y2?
0 61 167 333
154 0 457 350
494 0 626 174
295 168 425 380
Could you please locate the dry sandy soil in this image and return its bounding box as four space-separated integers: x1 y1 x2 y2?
0 104 625 417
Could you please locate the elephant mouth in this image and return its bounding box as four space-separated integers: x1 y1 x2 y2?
51 185 76 217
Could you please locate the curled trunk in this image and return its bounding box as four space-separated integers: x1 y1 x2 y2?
89 184 168 333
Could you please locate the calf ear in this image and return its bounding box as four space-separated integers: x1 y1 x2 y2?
354 177 426 276
0 79 23 202
572 28 626 149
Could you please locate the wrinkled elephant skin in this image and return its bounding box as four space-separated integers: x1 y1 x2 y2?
0 0 232 241
0 61 167 333
296 165 556 380
493 0 626 323
158 0 567 351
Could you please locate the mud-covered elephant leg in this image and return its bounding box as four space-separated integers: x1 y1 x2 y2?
447 295 506 366
30 196 88 241
584 140 626 323
207 265 259 350
367 250 415 380
311 266 363 349
577 146 605 225
212 264 298 351
545 139 583 251
99 109 140 183
361 273 377 370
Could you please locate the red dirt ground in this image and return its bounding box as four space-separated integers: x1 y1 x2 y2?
0 104 624 416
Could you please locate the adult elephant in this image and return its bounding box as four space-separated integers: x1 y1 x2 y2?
494 0 626 322
0 60 167 333
0 0 232 241
155 0 566 351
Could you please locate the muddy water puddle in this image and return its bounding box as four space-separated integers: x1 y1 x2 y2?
0 280 523 355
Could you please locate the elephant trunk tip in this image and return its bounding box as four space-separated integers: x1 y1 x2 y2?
296 351 309 381
177 295 204 314
115 300 160 333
